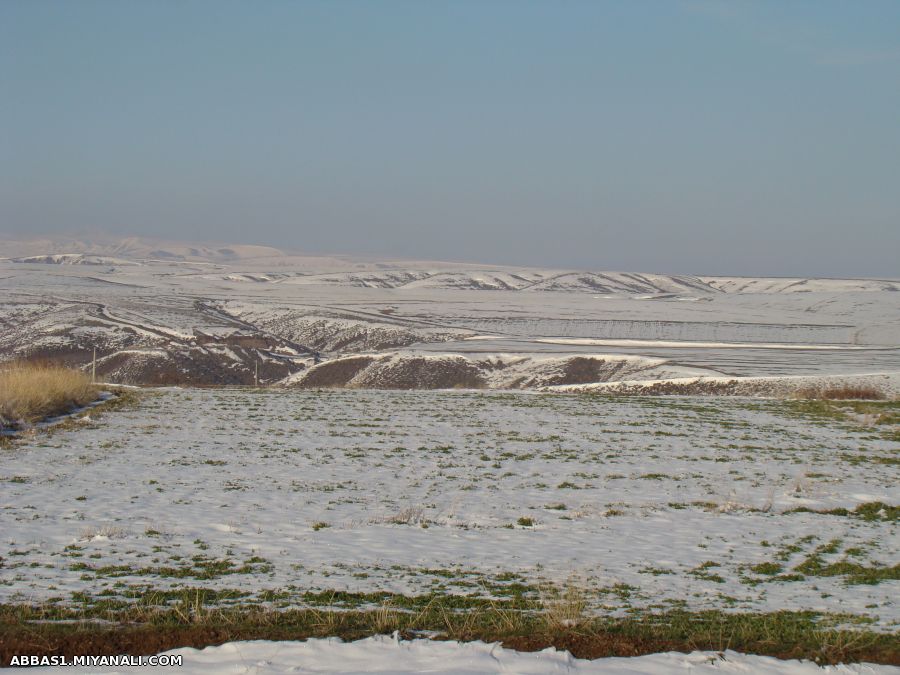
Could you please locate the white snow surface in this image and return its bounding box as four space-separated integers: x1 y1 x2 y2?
20 638 900 674
2 389 897 626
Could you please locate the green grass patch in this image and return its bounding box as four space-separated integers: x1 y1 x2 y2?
786 502 899 522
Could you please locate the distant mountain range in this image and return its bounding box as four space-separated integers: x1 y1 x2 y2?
0 235 289 263
2 234 898 294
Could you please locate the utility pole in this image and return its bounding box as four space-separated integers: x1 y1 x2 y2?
92 347 97 384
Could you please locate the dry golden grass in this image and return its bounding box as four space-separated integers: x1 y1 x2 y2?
0 362 98 426
540 582 587 630
796 385 886 401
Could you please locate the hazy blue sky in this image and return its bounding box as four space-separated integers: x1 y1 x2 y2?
2 1 899 276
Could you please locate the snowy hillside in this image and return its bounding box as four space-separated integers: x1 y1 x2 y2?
1 236 897 389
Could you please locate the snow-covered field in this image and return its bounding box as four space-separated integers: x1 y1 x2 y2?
17 638 900 674
2 389 897 629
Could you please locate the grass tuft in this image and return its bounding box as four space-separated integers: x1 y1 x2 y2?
540 583 587 629
0 361 98 427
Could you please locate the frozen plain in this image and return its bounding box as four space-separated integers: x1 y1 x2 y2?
2 389 897 627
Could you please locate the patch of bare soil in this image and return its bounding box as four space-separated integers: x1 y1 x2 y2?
293 355 486 389
1 623 896 667
595 379 753 396
294 355 376 387
354 356 484 389
590 376 896 399
530 357 628 387
0 627 670 667
103 350 297 386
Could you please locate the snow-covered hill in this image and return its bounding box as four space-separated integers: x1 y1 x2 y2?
1 236 898 388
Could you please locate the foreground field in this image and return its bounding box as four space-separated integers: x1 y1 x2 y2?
2 390 897 612
1 388 897 666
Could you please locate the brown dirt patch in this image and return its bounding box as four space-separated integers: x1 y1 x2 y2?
357 356 485 389
294 356 376 387
1 623 897 667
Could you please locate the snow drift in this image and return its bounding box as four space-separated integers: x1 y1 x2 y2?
20 638 898 674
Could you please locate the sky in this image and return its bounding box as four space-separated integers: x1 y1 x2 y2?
1 1 899 277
